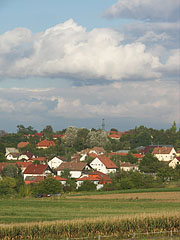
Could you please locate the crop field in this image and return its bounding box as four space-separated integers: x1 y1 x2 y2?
0 190 180 239
0 191 180 224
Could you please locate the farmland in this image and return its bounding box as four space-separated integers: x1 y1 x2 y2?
0 190 180 239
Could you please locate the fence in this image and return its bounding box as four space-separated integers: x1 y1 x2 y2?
61 230 180 240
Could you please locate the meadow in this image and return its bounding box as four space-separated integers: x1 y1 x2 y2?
0 190 180 239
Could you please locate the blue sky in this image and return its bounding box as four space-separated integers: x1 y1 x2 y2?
0 0 179 132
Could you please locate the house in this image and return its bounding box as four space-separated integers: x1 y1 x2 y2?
17 142 29 149
89 147 105 155
36 139 55 149
108 131 130 140
16 162 32 173
76 171 112 190
176 150 180 157
56 161 92 178
53 134 66 140
28 157 47 164
18 151 35 161
48 156 66 169
120 162 139 172
23 164 52 180
152 147 176 162
24 176 45 184
169 157 180 169
5 148 19 160
90 156 118 174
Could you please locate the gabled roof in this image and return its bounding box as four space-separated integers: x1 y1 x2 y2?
77 171 111 184
6 148 19 154
57 161 89 171
24 164 49 174
95 156 118 169
21 151 35 159
120 162 136 167
152 147 174 155
34 133 44 137
37 139 55 148
17 142 29 148
90 147 105 154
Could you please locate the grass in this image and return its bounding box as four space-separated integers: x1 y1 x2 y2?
0 190 180 224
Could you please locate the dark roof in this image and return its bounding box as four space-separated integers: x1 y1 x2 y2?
57 162 89 171
24 164 49 174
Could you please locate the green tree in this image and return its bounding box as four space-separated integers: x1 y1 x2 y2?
1 165 18 178
78 180 96 191
0 177 16 195
35 177 62 195
139 153 164 173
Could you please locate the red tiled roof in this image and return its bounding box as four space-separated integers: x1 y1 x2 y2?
52 176 67 181
17 142 29 148
35 133 44 137
37 139 55 147
16 162 32 168
96 156 118 169
152 147 173 154
24 164 49 174
109 152 144 158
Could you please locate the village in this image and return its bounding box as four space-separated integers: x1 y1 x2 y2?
0 124 180 196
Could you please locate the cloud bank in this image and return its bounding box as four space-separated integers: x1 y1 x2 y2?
1 19 177 83
103 0 179 22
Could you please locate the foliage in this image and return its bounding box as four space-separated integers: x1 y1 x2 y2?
1 164 18 178
139 153 164 173
87 130 109 148
32 177 62 195
78 180 97 191
0 177 17 195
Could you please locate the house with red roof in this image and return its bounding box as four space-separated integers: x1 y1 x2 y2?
169 157 180 169
152 147 176 162
120 162 139 172
28 157 47 164
23 164 52 180
36 139 55 149
16 161 32 173
48 156 66 169
90 156 118 174
76 171 112 190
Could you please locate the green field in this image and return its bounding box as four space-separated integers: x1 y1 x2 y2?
0 190 180 224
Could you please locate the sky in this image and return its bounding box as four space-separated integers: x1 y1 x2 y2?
0 0 180 133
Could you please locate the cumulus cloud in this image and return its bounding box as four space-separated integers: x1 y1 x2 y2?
103 0 179 22
1 78 178 127
0 19 166 82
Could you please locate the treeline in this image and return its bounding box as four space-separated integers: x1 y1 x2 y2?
0 122 180 160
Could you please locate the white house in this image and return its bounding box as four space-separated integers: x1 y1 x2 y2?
169 157 180 169
18 151 35 161
48 156 66 169
152 147 176 162
5 148 20 160
120 162 139 172
56 162 92 178
23 164 52 180
90 156 118 174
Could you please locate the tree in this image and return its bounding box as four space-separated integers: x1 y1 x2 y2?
1 165 18 178
35 178 62 195
42 125 54 139
86 130 108 148
0 177 16 195
139 153 164 173
65 126 78 147
78 180 96 191
61 168 71 179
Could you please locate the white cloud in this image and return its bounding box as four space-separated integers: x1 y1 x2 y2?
0 19 164 82
103 0 179 22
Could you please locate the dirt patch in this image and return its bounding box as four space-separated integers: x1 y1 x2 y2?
67 191 180 201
